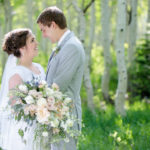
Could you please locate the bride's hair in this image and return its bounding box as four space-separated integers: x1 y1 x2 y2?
2 28 32 58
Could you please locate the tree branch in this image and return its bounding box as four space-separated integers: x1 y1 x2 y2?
71 1 82 13
83 0 95 14
66 1 72 9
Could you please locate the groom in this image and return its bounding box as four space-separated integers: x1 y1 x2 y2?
37 6 85 150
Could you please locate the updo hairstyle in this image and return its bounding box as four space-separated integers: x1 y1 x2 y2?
2 28 32 58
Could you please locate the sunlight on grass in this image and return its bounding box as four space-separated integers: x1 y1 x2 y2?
91 44 104 76
79 101 150 150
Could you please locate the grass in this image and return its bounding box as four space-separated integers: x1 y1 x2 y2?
78 101 150 150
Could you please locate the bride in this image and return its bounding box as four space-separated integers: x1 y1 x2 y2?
0 28 45 150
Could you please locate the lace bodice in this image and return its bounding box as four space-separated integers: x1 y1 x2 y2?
0 62 45 110
10 63 45 82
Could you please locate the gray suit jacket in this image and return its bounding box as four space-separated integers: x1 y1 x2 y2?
46 32 85 131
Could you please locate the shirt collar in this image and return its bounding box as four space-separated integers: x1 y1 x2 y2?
58 29 71 46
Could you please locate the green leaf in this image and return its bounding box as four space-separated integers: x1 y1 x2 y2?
17 111 23 121
18 129 24 138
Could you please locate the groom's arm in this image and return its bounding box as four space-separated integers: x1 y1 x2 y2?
53 44 81 92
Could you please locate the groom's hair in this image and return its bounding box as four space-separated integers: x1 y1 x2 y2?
37 6 67 29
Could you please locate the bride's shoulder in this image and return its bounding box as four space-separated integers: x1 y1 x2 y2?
10 66 28 78
33 62 44 68
33 62 45 72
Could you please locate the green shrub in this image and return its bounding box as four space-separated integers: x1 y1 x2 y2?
130 39 150 99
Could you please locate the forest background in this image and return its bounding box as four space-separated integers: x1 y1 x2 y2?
0 0 150 149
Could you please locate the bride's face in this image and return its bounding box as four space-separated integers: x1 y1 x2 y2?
24 33 38 58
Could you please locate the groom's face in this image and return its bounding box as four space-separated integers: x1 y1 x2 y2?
38 23 57 43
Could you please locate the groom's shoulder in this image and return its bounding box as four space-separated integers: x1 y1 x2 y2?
70 34 82 45
66 35 84 51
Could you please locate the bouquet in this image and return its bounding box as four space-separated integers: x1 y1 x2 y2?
9 78 79 148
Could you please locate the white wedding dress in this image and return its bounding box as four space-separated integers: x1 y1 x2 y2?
0 55 45 150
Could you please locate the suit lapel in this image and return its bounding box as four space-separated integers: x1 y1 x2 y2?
46 31 74 80
46 50 55 80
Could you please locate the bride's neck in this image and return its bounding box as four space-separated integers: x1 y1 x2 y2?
18 58 33 68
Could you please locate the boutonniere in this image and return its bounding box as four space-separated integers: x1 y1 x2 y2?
54 46 60 55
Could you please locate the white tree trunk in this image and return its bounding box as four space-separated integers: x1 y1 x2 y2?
146 0 150 39
101 0 112 102
27 0 33 31
147 0 150 23
56 0 63 10
72 1 86 43
115 0 127 116
0 10 3 81
127 0 138 66
4 0 12 33
67 5 72 29
39 1 49 53
2 0 12 71
0 25 2 50
72 0 96 115
88 2 95 56
86 1 96 115
0 3 3 50
66 1 78 34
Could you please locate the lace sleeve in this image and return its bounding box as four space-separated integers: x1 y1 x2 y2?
9 74 23 90
34 63 46 80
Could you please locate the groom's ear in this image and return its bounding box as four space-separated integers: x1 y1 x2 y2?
51 21 58 29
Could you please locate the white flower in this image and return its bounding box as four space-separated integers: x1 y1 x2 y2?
18 84 28 93
60 121 67 131
37 98 47 107
42 131 48 137
46 88 54 96
24 107 29 115
64 97 72 104
37 107 50 124
29 90 38 97
39 80 47 88
25 95 34 104
52 128 60 134
52 83 59 90
66 119 73 127
64 138 69 143
65 112 70 117
51 119 59 127
113 131 118 138
62 106 69 112
24 104 36 116
117 137 121 142
110 131 118 138
54 91 63 100
40 80 47 85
